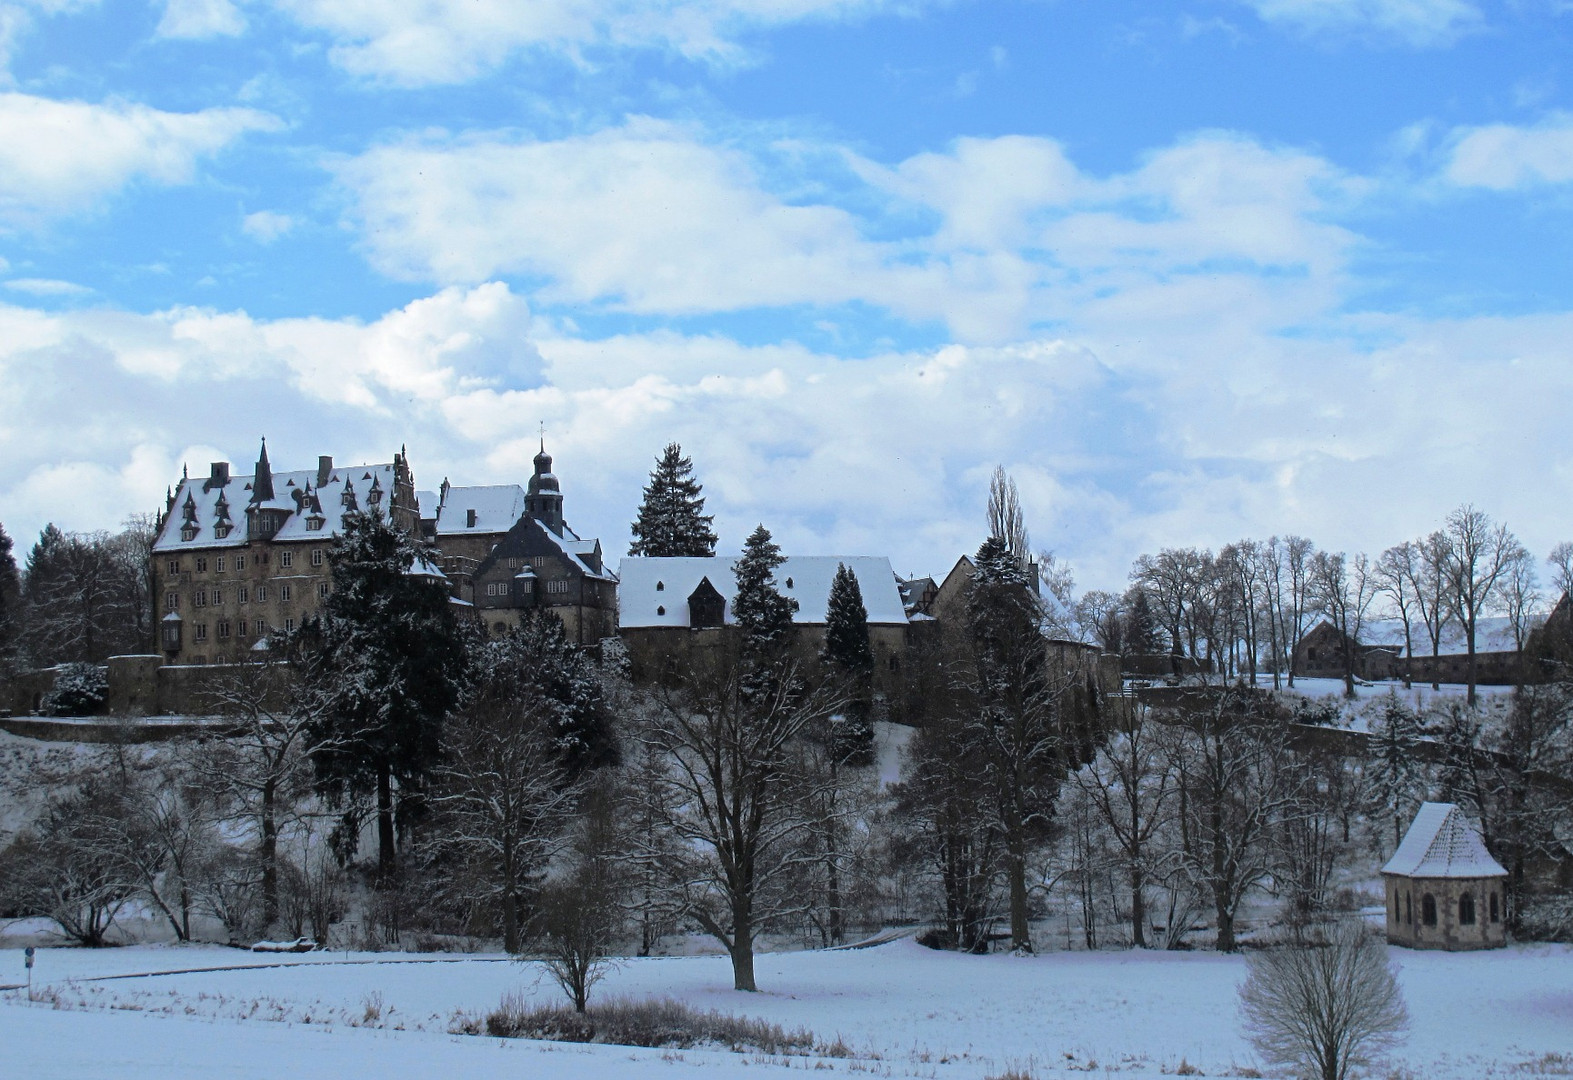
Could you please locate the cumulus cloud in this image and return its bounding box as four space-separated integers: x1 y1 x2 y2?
1444 113 1573 189
156 0 246 39
241 209 296 243
273 0 908 86
0 92 278 228
4 274 1570 593
1239 0 1480 45
338 122 1358 345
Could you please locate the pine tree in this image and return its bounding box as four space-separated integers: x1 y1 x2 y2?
302 508 471 878
0 522 20 670
629 443 719 558
731 525 797 652
822 562 874 766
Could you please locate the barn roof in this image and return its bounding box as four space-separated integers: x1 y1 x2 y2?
1382 802 1506 879
617 556 909 629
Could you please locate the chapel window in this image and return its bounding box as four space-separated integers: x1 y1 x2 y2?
1459 892 1476 926
1422 893 1437 927
1490 892 1500 923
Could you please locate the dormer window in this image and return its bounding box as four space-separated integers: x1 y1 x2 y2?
181 524 198 542
213 523 232 539
785 577 793 589
657 605 665 616
306 516 324 531
656 581 664 591
467 508 477 528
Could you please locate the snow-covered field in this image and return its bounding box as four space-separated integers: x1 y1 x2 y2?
2 936 1569 1079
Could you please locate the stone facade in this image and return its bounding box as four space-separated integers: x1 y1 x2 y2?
1382 874 1507 950
150 439 618 663
153 444 418 666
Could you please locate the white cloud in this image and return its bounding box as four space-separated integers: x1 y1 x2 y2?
1239 0 1481 45
273 0 908 86
4 274 1571 594
0 92 278 228
338 122 1358 345
156 0 246 39
1444 113 1573 189
4 276 90 295
0 0 96 76
241 208 296 243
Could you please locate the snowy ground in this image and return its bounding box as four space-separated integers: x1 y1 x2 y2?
1 936 1569 1079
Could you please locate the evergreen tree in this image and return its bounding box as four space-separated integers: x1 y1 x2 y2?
629 443 719 558
1122 587 1166 654
302 508 470 878
485 609 620 778
0 522 20 670
731 525 797 652
822 562 874 766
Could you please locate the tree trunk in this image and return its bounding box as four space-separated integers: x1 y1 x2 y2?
1008 839 1031 953
1214 897 1235 952
377 763 397 879
501 850 521 954
261 778 279 927
730 909 757 992
1130 865 1147 949
1466 620 1478 706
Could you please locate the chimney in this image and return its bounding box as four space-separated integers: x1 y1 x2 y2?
317 455 333 487
204 461 230 491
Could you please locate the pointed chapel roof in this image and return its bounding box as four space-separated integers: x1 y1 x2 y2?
1382 802 1507 878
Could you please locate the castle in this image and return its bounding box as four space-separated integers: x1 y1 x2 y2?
150 438 615 665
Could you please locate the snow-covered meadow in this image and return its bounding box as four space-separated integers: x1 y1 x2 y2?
2 936 1569 1079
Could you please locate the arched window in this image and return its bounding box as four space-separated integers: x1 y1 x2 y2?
1405 892 1412 925
1490 892 1500 923
1391 892 1399 921
1459 892 1476 926
1422 893 1437 927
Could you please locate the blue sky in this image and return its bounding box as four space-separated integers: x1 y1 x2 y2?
3 0 1572 591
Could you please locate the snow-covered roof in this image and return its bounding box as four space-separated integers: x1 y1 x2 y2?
430 484 525 535
544 528 615 581
153 463 401 552
1360 616 1539 656
618 556 909 629
1382 802 1506 879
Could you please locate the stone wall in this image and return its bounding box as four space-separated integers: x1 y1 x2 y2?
1383 873 1507 950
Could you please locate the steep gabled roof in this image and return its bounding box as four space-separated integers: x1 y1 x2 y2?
618 556 909 629
1382 802 1506 878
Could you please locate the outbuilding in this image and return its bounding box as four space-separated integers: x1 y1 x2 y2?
1381 802 1507 950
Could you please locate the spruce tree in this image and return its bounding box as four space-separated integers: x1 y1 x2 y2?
302 508 470 878
731 525 797 651
0 522 20 670
822 562 874 766
629 443 719 558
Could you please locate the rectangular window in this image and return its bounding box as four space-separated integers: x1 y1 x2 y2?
165 592 179 611
318 583 330 599
284 618 296 633
194 589 207 607
238 586 249 604
193 624 208 641
234 554 245 571
279 584 291 603
254 619 266 636
280 551 293 568
167 559 180 576
255 585 267 603
547 580 569 595
215 557 225 573
532 556 547 569
217 620 231 639
211 589 222 605
311 548 324 566
486 582 497 597
196 557 208 573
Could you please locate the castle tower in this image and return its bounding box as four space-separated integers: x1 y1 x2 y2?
525 440 565 534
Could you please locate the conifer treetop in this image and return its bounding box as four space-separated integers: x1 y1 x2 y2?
731 524 797 646
824 561 873 672
629 442 718 558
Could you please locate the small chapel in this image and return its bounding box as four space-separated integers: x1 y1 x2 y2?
1381 802 1508 950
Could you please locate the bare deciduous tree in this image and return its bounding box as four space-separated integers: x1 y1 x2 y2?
987 465 1031 576
645 652 841 991
1442 505 1525 704
1239 923 1408 1080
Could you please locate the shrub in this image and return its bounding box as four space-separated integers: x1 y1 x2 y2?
481 994 816 1055
1239 922 1408 1080
40 663 108 716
